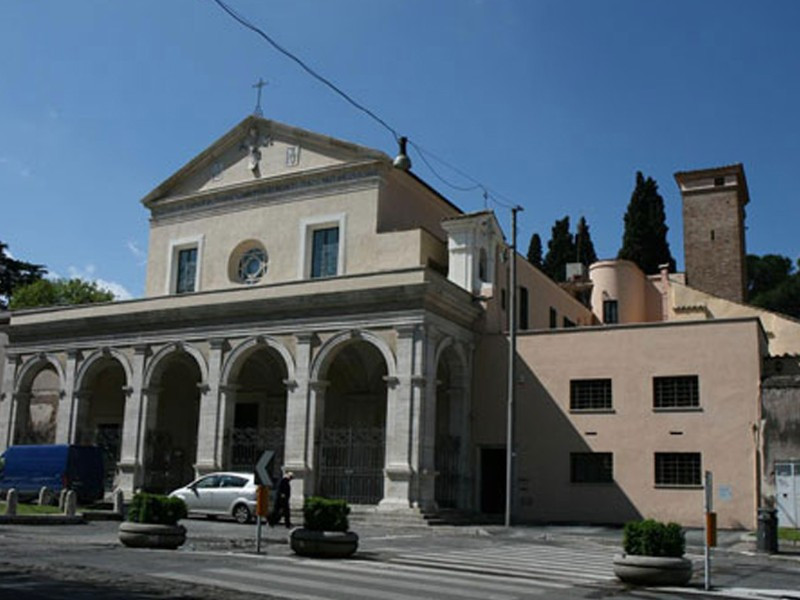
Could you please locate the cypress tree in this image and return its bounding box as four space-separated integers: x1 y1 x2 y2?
527 233 543 268
543 216 575 282
575 216 598 268
618 172 676 274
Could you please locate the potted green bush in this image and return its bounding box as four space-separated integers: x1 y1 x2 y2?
613 519 693 586
289 496 358 558
118 493 188 549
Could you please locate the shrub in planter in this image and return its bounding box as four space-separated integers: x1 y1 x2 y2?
623 519 685 558
290 496 358 558
303 497 350 532
119 493 188 549
614 519 692 586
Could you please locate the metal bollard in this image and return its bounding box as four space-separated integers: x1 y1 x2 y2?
6 489 18 516
64 490 77 517
58 488 68 510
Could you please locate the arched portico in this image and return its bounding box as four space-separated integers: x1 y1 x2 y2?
12 354 66 445
310 331 396 505
434 340 470 509
141 343 205 492
220 336 292 482
73 349 131 491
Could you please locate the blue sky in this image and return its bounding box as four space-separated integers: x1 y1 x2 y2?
2 0 798 299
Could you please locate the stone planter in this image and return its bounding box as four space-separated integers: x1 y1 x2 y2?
118 521 187 550
613 553 693 586
290 528 359 558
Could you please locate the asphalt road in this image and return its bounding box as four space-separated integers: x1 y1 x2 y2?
0 517 799 600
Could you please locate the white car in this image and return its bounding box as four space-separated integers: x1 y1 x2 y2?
169 472 258 524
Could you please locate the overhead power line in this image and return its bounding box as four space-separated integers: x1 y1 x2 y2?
210 0 522 215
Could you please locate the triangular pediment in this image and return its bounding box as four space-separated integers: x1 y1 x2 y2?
142 116 389 206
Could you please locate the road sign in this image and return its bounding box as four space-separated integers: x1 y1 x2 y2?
254 450 275 486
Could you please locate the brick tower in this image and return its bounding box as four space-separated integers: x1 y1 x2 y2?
674 164 749 303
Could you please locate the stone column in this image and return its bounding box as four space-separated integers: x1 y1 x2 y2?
417 330 439 512
458 342 475 510
215 384 238 470
0 354 19 452
117 345 149 497
379 325 422 512
283 333 314 506
303 380 328 501
195 339 226 476
55 350 81 444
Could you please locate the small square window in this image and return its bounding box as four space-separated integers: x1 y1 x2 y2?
655 452 701 486
571 452 613 483
570 379 612 411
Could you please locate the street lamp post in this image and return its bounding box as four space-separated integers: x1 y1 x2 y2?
505 205 523 528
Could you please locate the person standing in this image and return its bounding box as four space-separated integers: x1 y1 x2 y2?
269 471 293 528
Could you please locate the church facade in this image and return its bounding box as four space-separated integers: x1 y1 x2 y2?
1 117 797 528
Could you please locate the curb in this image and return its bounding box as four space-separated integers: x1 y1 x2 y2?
0 515 85 525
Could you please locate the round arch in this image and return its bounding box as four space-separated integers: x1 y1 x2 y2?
15 353 66 395
310 330 397 383
75 348 133 392
144 342 209 390
220 336 296 387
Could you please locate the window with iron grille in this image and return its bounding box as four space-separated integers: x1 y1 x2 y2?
654 375 699 409
571 452 613 483
655 452 701 486
570 379 612 411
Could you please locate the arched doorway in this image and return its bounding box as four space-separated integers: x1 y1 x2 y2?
13 358 62 445
225 344 287 483
435 344 467 509
144 349 202 493
317 340 388 505
74 354 128 491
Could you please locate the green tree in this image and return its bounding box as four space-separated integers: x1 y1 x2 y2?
9 278 114 310
618 172 676 274
747 254 800 319
526 233 543 268
543 216 575 282
0 241 46 310
575 216 598 267
747 254 793 299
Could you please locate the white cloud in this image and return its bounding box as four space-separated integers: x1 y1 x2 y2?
94 279 133 301
66 265 132 301
126 240 147 266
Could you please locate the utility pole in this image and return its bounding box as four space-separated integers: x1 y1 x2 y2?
505 205 523 527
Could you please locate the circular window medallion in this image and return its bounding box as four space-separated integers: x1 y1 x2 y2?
238 247 268 284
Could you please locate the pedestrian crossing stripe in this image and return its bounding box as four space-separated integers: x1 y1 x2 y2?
390 543 616 583
155 554 572 600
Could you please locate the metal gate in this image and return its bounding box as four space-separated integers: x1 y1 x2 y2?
776 461 800 528
227 427 285 483
435 434 461 508
317 427 384 505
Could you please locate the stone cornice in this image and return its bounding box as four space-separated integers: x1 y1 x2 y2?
150 162 382 224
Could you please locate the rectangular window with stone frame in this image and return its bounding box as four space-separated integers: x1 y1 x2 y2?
311 227 339 278
176 247 198 294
